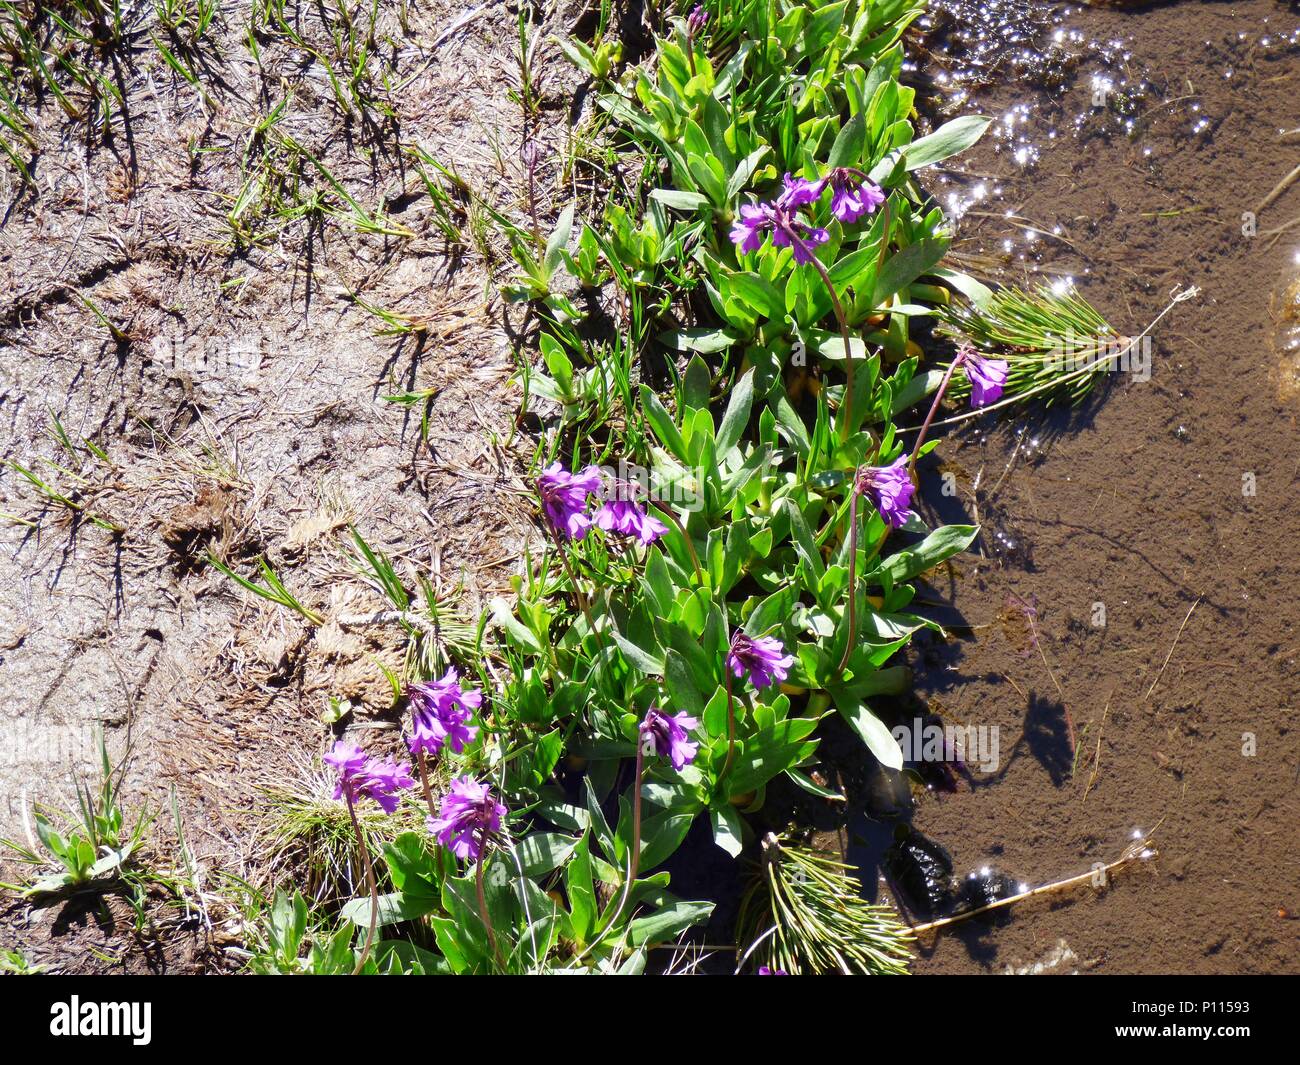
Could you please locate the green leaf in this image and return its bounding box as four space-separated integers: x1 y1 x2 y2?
491 597 544 655
664 648 705 717
727 272 786 322
649 188 711 211
710 804 744 857
640 385 690 461
612 629 665 675
902 115 992 170
827 110 867 168
869 524 978 584
515 832 580 877
832 696 904 769
544 203 575 278
628 898 714 946
872 237 950 306
714 368 755 455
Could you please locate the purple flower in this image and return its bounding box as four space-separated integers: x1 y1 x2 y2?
537 461 602 541
595 499 668 544
729 203 771 254
962 348 1009 408
776 172 823 209
824 167 885 224
857 455 916 529
758 965 789 975
771 221 829 265
729 176 830 265
325 741 414 814
406 668 482 759
428 776 506 862
639 706 700 770
726 632 795 689
687 3 708 36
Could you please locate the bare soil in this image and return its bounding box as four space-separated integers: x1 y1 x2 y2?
0 0 582 972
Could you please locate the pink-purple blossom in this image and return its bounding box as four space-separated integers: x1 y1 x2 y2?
406 668 481 759
726 632 795 689
757 965 789 975
858 455 916 529
729 175 830 265
776 172 822 209
537 462 602 541
962 349 1009 408
824 167 885 224
325 741 414 814
595 499 668 544
639 706 700 770
730 203 772 254
428 776 506 862
686 3 708 36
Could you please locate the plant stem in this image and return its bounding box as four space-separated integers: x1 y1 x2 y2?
549 527 599 636
474 834 505 971
792 231 857 441
417 751 437 820
345 795 378 976
649 497 704 588
908 349 966 479
719 666 737 786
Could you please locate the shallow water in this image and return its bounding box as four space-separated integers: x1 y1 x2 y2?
894 0 1300 973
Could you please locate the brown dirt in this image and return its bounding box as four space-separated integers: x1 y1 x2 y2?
0 0 583 972
899 0 1300 973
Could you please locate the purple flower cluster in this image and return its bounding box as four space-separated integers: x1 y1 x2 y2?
961 347 1009 408
726 632 795 689
730 174 829 265
857 455 920 527
407 668 481 759
686 3 708 36
639 706 700 770
823 167 886 224
857 455 916 530
428 776 506 863
537 464 667 545
325 741 414 814
538 462 603 541
730 169 885 263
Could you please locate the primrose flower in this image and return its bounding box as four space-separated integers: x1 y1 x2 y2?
428 776 506 862
857 455 916 530
771 219 830 265
537 461 602 541
406 669 482 759
726 632 795 690
687 3 708 36
729 175 830 265
776 172 822 209
639 706 700 771
730 203 772 254
962 347 1009 408
325 741 414 814
824 167 885 224
595 498 668 545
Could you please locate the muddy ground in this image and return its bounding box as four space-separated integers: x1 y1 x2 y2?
898 0 1300 973
1 0 1297 974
